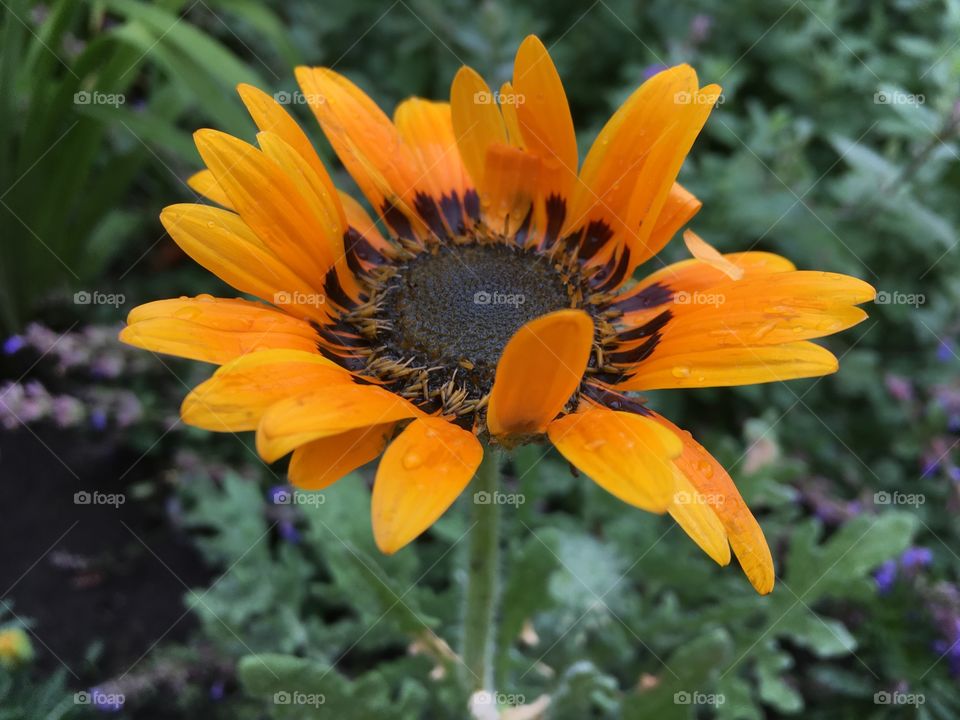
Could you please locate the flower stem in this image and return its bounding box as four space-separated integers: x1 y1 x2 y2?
462 448 501 692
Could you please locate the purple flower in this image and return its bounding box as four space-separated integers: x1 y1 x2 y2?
3 335 25 355
279 519 301 544
938 340 955 363
875 560 897 594
642 64 668 80
90 409 108 431
902 547 933 569
209 680 225 701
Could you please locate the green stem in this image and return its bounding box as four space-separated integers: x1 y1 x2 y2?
462 448 501 692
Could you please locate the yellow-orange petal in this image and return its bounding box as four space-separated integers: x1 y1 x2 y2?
683 230 744 281
547 407 682 513
647 183 701 254
119 297 320 365
294 66 425 238
669 467 731 566
487 309 593 438
652 412 775 594
159 204 330 323
237 83 339 201
450 65 509 194
616 341 839 391
256 384 423 463
187 170 234 209
181 349 351 431
393 98 471 212
194 129 334 281
512 36 578 201
372 417 482 554
289 423 396 491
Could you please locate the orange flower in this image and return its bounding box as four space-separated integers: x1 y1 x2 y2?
121 36 873 594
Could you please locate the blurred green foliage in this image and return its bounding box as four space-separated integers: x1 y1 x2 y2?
4 0 960 718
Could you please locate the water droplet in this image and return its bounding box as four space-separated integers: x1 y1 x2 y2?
672 365 691 378
697 460 714 478
173 307 201 320
585 438 606 451
402 450 424 470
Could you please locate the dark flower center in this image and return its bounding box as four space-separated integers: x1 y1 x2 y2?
383 243 572 371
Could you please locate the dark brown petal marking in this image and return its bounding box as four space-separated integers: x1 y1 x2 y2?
576 219 614 262
323 267 361 311
539 194 566 250
464 188 481 221
610 281 673 313
345 228 387 267
582 383 652 416
513 207 533 247
439 192 466 234
616 309 671 342
593 247 631 292
380 200 415 240
606 334 661 365
413 191 449 239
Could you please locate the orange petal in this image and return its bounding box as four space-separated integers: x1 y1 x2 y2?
450 65 508 195
119 297 320 365
512 36 577 202
338 191 391 255
547 407 682 512
480 143 541 235
295 66 425 239
289 423 395 491
372 417 482 554
187 170 234 209
669 467 731 566
616 341 839 391
256 384 423 462
652 413 775 594
487 309 593 438
647 183 701 253
237 83 339 200
181 349 351 431
683 230 744 280
393 98 471 219
194 129 334 281
159 204 330 323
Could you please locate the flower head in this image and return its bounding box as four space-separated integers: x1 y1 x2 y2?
0 627 34 668
120 36 873 593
